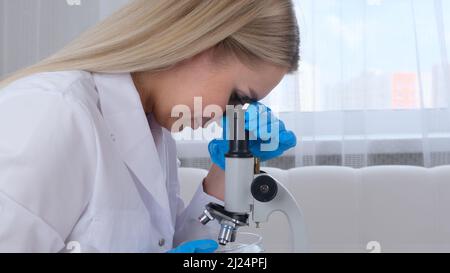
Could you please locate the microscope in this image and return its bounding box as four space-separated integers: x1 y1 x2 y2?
198 104 308 252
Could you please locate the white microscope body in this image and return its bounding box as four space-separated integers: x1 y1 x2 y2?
199 104 308 252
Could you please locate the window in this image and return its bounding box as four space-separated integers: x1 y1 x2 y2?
261 0 450 112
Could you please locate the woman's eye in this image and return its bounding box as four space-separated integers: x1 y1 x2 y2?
228 92 243 105
228 91 253 106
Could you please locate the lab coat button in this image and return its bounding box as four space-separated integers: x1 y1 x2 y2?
158 238 165 247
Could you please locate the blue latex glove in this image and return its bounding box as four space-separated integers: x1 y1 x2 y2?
167 239 218 253
208 102 297 170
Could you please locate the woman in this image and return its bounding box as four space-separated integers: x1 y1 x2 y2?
0 0 299 252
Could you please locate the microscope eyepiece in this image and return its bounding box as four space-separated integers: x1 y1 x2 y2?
225 104 253 158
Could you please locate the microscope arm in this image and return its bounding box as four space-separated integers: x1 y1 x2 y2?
252 177 308 253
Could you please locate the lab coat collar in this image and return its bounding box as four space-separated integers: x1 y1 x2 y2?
91 72 170 211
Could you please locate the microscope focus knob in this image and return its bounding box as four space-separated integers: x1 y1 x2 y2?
251 174 278 202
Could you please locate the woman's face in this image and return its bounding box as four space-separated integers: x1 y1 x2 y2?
133 49 288 131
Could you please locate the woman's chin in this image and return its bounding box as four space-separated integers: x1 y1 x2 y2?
167 117 212 132
193 117 210 130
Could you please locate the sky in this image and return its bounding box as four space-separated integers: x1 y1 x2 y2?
259 0 450 111
295 0 449 80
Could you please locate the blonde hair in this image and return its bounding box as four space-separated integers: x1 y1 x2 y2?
0 0 299 89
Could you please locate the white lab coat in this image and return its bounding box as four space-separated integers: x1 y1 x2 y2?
0 70 222 253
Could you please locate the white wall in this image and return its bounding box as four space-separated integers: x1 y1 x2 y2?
99 0 130 19
0 0 130 79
